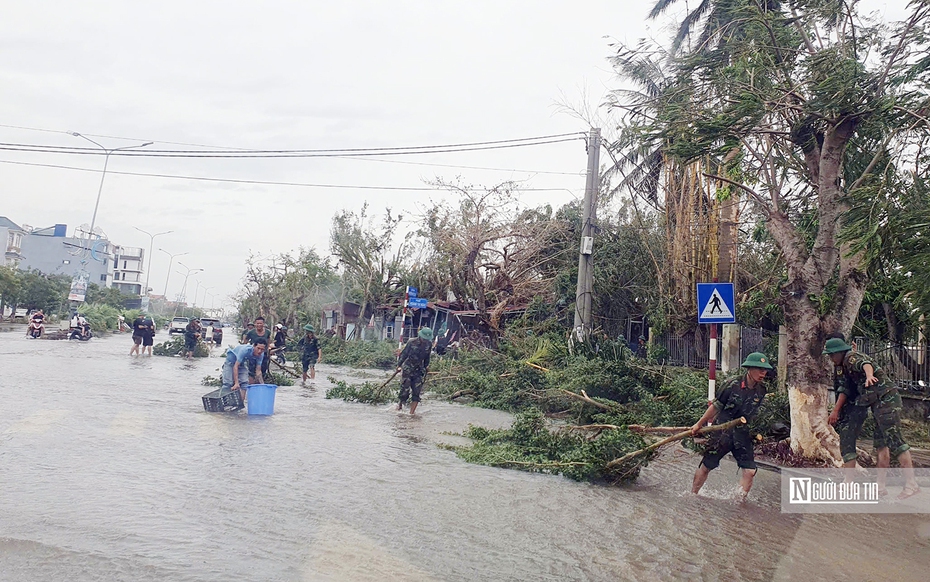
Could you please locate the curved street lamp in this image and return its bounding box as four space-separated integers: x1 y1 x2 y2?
133 227 171 296
159 248 188 297
71 133 152 247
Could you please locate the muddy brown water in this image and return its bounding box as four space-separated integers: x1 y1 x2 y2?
1 327 928 581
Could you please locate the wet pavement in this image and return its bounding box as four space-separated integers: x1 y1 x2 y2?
1 327 929 581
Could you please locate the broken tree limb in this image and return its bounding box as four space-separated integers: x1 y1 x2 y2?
562 424 625 432
559 389 623 412
271 357 301 378
377 369 400 391
627 425 691 435
605 417 747 469
449 389 476 400
525 361 550 372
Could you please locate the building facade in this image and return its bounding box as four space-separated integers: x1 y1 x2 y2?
17 225 115 285
0 216 26 267
112 246 145 295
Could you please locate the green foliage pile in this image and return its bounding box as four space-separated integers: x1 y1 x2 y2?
318 337 397 369
81 303 124 333
153 336 209 357
455 409 651 483
325 378 393 404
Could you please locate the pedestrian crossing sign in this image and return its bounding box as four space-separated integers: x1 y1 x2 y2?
697 283 735 323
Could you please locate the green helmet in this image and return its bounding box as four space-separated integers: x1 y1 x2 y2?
418 327 434 341
823 338 853 354
741 352 773 370
303 324 315 332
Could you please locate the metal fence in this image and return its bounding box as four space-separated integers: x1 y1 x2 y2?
651 332 721 369
852 337 930 393
653 329 930 395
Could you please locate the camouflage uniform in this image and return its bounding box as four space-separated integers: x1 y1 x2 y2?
700 374 768 471
835 351 909 462
397 337 431 406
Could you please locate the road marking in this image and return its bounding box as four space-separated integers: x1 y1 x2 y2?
4 409 70 435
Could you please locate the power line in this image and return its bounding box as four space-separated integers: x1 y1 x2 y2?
0 158 583 193
0 123 587 174
0 132 585 158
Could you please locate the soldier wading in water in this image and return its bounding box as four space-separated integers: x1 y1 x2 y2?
396 327 433 415
824 337 920 499
690 352 773 499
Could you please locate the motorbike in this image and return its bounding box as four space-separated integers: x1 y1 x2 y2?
212 330 223 345
69 324 93 341
28 320 44 339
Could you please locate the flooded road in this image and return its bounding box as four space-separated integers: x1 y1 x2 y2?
1 327 929 581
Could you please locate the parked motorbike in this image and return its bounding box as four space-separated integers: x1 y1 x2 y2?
69 324 93 341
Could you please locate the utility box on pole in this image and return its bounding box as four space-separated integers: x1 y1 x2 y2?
573 128 601 339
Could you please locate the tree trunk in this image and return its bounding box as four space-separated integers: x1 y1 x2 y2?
784 298 841 463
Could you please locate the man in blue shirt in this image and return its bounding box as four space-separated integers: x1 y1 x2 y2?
223 338 267 401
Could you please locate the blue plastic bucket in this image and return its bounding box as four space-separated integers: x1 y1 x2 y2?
246 384 277 415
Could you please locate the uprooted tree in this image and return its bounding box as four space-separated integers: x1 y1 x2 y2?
611 0 930 461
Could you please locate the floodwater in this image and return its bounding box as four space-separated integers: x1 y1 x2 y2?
0 327 928 581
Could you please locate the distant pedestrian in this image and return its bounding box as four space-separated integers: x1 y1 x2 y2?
636 335 647 358
130 313 146 356
142 314 156 355
297 324 321 383
396 327 433 415
184 318 202 359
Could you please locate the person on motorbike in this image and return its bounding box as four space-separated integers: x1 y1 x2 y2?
29 310 45 338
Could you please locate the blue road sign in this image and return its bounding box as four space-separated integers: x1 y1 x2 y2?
697 283 735 323
408 297 428 309
406 286 418 298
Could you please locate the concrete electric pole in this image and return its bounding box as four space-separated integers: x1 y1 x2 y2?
573 128 601 340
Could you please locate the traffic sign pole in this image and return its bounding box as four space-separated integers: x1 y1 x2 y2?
708 323 717 403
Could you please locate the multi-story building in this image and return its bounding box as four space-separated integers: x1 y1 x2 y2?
18 224 115 285
112 246 145 295
0 216 26 267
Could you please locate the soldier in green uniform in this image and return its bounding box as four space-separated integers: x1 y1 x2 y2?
824 337 920 499
396 327 433 415
690 352 773 498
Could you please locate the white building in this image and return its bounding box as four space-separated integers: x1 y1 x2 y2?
0 216 25 267
112 246 145 295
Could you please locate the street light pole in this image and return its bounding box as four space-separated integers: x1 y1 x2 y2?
177 262 203 314
71 133 153 245
159 249 188 298
134 227 171 296
193 279 203 308
200 286 214 312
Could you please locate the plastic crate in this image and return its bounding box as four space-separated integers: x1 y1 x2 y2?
202 387 244 412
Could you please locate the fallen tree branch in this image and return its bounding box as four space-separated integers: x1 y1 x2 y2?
449 389 476 400
562 424 625 432
606 417 747 469
559 389 623 412
525 361 550 372
626 425 691 435
271 357 301 378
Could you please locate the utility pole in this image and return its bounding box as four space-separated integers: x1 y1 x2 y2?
573 128 601 340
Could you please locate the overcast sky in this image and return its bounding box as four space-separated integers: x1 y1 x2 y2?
0 1 907 313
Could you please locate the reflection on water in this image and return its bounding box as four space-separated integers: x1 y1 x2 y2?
0 329 928 581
